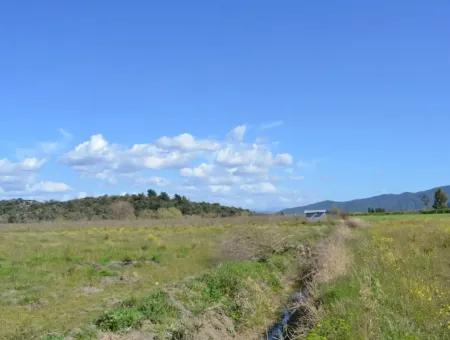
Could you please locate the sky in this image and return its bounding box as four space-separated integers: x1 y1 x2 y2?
0 1 449 211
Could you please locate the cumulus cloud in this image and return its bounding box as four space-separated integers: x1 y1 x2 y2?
216 144 292 169
180 163 215 178
0 157 71 198
63 134 206 184
60 124 296 208
0 157 45 174
175 125 295 197
156 133 219 151
1 123 299 208
28 181 71 193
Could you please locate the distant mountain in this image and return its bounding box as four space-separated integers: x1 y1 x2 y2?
281 185 450 214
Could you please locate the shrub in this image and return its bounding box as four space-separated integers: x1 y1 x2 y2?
155 207 183 219
137 291 178 323
95 307 143 331
95 290 178 331
185 260 282 322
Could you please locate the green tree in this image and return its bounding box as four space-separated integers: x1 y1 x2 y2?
432 188 448 210
158 192 170 201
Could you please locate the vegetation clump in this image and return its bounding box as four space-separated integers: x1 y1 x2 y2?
95 290 178 331
0 189 250 223
432 188 449 210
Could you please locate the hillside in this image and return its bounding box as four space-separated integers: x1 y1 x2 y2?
281 185 450 214
0 191 249 223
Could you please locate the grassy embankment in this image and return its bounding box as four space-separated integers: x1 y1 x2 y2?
0 216 331 339
308 214 450 339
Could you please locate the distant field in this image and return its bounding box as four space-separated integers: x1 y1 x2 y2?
0 216 330 339
309 214 450 339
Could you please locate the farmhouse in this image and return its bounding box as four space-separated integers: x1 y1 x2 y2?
304 209 328 221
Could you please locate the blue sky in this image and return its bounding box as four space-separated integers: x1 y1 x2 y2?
0 1 449 211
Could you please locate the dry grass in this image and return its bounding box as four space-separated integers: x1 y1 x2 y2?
291 223 354 338
0 215 306 232
313 225 352 284
220 225 298 261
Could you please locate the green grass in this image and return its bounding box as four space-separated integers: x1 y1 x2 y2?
0 217 329 339
95 290 178 331
309 214 450 339
92 253 298 337
182 255 285 322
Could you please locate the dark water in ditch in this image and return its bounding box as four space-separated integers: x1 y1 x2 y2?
265 290 309 340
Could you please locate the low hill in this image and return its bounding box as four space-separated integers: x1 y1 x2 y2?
281 185 450 214
0 191 250 223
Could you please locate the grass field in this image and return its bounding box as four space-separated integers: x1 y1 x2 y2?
0 216 331 339
308 214 450 339
1 214 449 339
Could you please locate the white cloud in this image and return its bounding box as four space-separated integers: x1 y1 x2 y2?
0 156 71 198
260 120 284 130
0 157 45 174
136 176 170 187
59 124 297 209
228 125 247 142
216 144 273 167
241 182 277 194
180 163 215 178
63 134 203 183
156 133 219 151
58 128 73 140
209 185 231 193
0 121 304 209
29 181 71 193
216 144 292 169
275 153 293 166
181 164 242 186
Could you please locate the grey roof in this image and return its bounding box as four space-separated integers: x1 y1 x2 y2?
304 209 327 214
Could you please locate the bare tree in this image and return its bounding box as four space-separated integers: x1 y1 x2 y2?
109 201 135 220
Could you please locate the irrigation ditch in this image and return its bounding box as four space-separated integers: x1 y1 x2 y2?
263 222 353 340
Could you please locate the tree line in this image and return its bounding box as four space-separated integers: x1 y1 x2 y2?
0 190 250 223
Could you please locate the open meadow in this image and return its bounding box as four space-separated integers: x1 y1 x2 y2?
1 214 449 339
0 216 331 339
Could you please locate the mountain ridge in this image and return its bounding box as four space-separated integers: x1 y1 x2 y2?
281 185 450 214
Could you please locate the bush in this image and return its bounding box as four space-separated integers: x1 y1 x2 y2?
421 208 450 214
95 290 178 331
186 260 282 322
95 307 143 331
155 207 183 219
137 291 178 323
